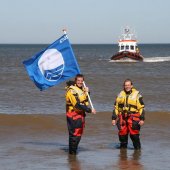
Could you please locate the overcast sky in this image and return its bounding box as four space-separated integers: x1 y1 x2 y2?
0 0 170 44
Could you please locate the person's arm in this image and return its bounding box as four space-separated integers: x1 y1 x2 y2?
137 94 145 120
137 94 145 126
112 100 119 125
75 103 91 113
68 89 92 113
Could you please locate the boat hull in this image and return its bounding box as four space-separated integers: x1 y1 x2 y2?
111 51 144 61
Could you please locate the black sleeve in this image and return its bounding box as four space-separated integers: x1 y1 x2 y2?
112 110 117 120
140 109 145 120
139 96 144 105
75 103 91 113
139 96 145 120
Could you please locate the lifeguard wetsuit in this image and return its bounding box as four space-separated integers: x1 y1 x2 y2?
112 88 145 149
66 83 91 154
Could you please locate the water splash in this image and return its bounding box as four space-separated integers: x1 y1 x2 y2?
108 56 170 63
143 56 170 62
109 58 138 62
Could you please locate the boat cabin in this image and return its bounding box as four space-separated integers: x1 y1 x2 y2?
118 27 138 53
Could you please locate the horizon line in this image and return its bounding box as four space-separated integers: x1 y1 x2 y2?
1 43 170 45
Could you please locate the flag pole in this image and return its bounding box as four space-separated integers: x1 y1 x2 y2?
62 29 94 110
83 81 94 110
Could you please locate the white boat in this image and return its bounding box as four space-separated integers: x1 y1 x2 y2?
111 27 144 61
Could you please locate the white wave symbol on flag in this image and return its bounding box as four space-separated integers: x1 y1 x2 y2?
38 49 65 81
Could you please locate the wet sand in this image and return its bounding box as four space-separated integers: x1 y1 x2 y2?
0 111 170 170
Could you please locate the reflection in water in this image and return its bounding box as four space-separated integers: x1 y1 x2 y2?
68 154 81 170
132 149 141 161
117 149 144 170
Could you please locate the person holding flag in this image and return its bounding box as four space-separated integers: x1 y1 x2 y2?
66 74 96 155
23 30 96 155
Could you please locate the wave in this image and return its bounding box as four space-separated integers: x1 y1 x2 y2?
143 56 170 62
108 56 170 63
109 59 138 63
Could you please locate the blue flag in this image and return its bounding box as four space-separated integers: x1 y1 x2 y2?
23 34 80 90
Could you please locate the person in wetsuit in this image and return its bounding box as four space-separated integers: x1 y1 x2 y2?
112 79 145 149
66 74 96 155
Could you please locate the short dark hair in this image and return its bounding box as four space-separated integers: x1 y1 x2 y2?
123 79 133 86
66 80 75 87
75 74 84 81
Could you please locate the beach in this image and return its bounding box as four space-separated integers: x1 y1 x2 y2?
0 111 170 170
0 44 170 169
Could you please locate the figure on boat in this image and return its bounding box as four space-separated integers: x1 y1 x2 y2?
110 27 144 61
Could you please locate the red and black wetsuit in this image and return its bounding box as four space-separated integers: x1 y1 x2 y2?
66 84 91 154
